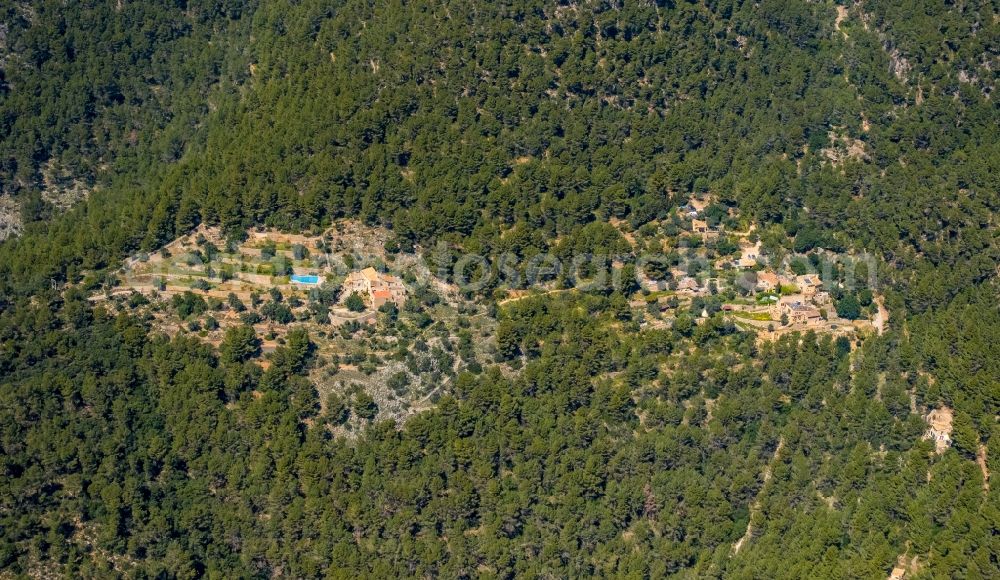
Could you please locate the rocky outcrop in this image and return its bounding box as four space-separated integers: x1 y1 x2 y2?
0 195 22 241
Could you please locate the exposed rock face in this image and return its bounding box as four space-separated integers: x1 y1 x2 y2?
0 195 22 241
41 160 91 210
821 131 869 166
887 46 912 82
0 161 93 241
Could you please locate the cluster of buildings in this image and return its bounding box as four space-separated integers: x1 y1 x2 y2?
659 197 843 328
761 274 832 324
340 267 407 309
753 272 828 298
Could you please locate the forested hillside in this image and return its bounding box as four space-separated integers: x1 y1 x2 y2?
0 0 997 576
0 0 254 237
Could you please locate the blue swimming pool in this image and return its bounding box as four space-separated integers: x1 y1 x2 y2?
290 274 321 285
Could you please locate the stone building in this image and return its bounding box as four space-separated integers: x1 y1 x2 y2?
341 267 407 309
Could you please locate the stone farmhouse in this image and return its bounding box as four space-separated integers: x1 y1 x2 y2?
738 242 761 269
677 276 701 293
341 267 407 309
772 299 822 325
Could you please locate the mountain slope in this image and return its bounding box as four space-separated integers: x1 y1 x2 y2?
0 0 997 576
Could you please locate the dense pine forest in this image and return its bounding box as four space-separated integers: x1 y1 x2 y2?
0 0 998 576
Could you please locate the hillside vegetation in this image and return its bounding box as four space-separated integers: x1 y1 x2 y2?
0 0 997 576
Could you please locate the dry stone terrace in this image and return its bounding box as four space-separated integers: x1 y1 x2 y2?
610 194 882 343
96 221 496 430
99 207 881 422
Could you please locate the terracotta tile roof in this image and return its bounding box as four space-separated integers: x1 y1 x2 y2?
757 272 779 286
